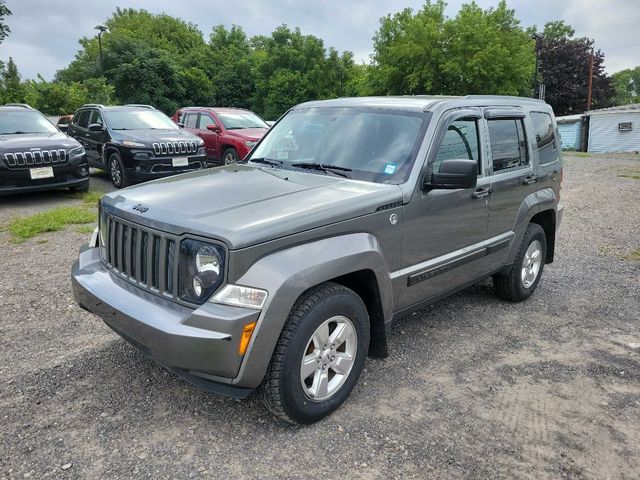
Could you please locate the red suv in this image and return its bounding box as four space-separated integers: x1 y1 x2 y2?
172 107 269 165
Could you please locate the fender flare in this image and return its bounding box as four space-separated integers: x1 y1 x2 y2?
231 233 392 388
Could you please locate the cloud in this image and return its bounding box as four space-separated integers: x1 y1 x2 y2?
1 0 637 80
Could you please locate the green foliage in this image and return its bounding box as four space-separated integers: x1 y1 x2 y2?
8 206 96 242
1 57 23 103
0 0 10 45
611 67 640 105
20 76 115 115
368 1 534 96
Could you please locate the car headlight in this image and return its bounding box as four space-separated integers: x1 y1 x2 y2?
212 284 268 310
122 140 146 148
196 139 205 147
178 239 225 303
69 145 86 157
244 140 257 148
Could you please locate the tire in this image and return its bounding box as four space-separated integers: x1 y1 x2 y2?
69 182 89 193
222 147 239 165
493 223 547 302
261 282 370 424
107 151 130 189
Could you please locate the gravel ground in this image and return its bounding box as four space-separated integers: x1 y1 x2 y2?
1 154 639 479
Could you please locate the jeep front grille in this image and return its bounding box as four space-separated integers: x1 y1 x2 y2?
3 149 67 169
101 211 178 299
152 141 198 156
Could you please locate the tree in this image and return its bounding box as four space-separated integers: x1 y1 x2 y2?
611 67 640 105
367 1 534 97
0 0 11 45
22 77 115 115
538 21 614 115
2 57 23 102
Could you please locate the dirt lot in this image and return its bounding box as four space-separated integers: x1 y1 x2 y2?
1 154 639 479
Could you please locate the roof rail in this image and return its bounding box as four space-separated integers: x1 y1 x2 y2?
464 95 546 103
124 104 155 109
4 103 33 109
81 103 105 108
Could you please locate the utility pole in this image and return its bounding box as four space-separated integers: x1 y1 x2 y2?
586 47 594 111
95 25 108 73
532 33 543 98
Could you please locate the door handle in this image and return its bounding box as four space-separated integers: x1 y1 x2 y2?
523 175 538 185
472 187 493 199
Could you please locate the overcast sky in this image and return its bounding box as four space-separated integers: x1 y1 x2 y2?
1 0 638 80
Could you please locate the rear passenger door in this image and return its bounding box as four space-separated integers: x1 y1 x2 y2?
484 109 539 246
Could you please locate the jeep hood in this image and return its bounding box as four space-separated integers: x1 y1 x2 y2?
0 131 80 149
101 164 402 249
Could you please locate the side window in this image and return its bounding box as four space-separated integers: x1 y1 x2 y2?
197 114 215 130
77 110 91 129
90 110 103 126
530 112 557 164
185 113 198 129
488 119 529 173
433 118 481 174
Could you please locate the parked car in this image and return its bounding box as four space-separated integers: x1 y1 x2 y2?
72 95 563 424
56 114 73 132
172 107 268 165
67 104 206 188
0 104 88 195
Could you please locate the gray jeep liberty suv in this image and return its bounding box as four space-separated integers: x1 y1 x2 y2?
72 95 563 424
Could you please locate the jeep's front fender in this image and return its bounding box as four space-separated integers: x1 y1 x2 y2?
230 233 392 388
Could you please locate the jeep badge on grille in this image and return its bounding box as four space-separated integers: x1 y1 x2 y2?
132 204 149 213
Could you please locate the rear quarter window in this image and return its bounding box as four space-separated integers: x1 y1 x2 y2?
530 112 558 165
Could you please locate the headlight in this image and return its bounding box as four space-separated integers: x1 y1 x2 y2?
212 284 268 310
69 145 86 157
197 139 205 147
178 239 225 303
244 140 257 148
122 140 146 148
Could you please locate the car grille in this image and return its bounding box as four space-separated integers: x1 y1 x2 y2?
100 210 178 300
3 149 67 169
152 141 198 156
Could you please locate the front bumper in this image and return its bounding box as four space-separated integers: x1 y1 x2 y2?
0 161 89 196
71 246 259 398
127 154 208 182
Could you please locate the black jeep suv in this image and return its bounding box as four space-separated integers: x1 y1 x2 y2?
67 104 206 188
0 104 89 196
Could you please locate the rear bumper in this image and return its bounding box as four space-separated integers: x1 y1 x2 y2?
0 161 89 196
71 246 258 398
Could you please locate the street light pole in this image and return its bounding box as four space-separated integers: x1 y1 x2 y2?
94 25 107 73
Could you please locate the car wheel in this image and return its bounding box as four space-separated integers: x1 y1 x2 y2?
261 282 370 424
222 148 239 165
69 182 89 193
493 223 547 302
108 151 130 189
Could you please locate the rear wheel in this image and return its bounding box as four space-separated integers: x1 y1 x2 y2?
493 223 547 302
108 151 130 189
222 147 239 165
261 283 370 424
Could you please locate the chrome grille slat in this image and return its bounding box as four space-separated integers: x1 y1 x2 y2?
3 149 67 169
151 141 197 156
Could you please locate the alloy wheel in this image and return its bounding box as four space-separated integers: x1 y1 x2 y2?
521 240 543 288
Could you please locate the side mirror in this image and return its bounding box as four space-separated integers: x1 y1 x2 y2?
58 124 68 132
206 124 220 132
88 123 104 132
425 159 478 190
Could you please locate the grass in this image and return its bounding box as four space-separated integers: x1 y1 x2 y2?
73 189 105 205
572 152 591 158
76 224 96 234
8 206 97 242
618 173 640 180
626 249 640 261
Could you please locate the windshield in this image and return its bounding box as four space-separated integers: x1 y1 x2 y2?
248 107 427 184
0 111 58 135
104 109 178 130
217 111 268 130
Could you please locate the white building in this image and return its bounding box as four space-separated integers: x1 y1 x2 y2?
587 104 640 153
556 114 582 151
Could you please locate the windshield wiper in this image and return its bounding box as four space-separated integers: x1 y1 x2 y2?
249 157 283 167
291 162 352 178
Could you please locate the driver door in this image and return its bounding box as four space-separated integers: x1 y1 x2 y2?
397 109 493 309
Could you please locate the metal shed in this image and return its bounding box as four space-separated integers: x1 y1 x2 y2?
587 104 640 153
556 114 583 150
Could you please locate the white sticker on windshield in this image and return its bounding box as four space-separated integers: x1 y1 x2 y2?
384 163 396 174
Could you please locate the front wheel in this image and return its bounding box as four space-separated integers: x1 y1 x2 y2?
222 147 239 165
108 151 130 189
261 283 370 424
493 223 547 302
